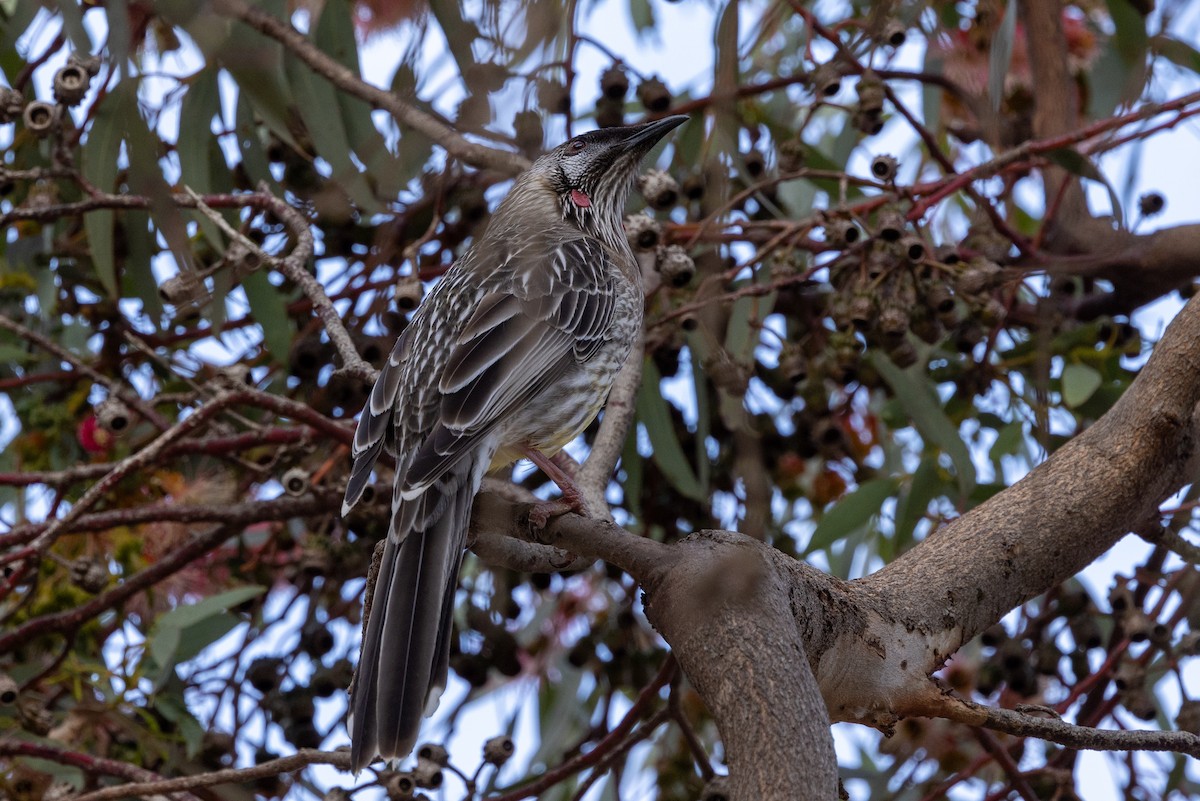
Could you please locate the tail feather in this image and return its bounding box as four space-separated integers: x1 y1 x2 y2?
349 452 485 771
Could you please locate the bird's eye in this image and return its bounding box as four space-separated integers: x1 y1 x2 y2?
567 139 586 153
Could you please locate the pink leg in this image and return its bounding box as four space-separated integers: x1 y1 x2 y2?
524 448 587 529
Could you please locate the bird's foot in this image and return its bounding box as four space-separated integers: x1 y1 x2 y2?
524 448 590 519
526 498 579 535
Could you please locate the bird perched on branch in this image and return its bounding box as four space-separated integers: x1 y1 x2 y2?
343 115 687 770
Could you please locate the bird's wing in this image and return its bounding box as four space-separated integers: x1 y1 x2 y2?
342 326 415 514
401 237 618 495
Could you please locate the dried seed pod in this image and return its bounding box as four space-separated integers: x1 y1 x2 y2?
870 154 898 182
385 771 418 801
323 789 351 801
882 21 907 47
0 674 17 705
854 108 884 135
635 75 671 112
777 137 805 172
19 695 53 735
417 743 449 767
595 95 624 128
1122 610 1155 643
536 80 571 115
925 284 955 314
22 101 56 137
69 557 109 593
464 61 508 95
53 63 90 106
1034 639 1062 675
513 109 543 155
225 239 264 276
282 467 310 496
681 172 706 201
825 218 860 246
810 62 842 97
1138 191 1165 217
599 64 630 99
1068 615 1103 650
482 734 515 766
1113 658 1145 690
847 295 874 329
356 334 392 365
218 363 254 386
955 258 1000 295
900 235 925 262
68 52 102 76
637 169 680 210
879 305 909 339
744 149 765 178
158 273 207 306
412 757 444 789
875 208 906 241
95 397 134 435
1104 577 1132 618
289 333 330 381
624 213 661 251
778 346 809 385
0 86 25 124
855 70 885 116
934 244 961 264
394 275 424 311
978 297 1007 326
656 245 695 287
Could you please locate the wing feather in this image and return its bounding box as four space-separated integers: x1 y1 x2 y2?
403 238 618 494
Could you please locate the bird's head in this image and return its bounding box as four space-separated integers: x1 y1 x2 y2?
532 115 688 242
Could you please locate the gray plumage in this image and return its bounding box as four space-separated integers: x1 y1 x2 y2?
343 116 687 771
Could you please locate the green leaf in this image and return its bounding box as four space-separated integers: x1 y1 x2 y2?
893 457 943 550
989 419 1026 463
628 0 656 36
283 49 381 214
242 270 293 362
173 612 241 664
120 211 164 324
317 0 409 199
807 477 898 555
156 693 206 757
15 757 84 789
81 81 136 296
1061 363 1102 408
234 93 276 188
988 0 1017 112
155 585 264 630
871 352 976 497
1151 35 1200 74
637 359 706 502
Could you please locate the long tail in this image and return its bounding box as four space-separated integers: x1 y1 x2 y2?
349 452 485 771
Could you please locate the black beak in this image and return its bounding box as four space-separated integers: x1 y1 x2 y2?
621 115 689 151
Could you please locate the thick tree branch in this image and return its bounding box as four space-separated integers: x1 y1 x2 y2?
853 290 1200 699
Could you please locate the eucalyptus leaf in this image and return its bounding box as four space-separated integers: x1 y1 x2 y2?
871 352 976 497
808 477 898 555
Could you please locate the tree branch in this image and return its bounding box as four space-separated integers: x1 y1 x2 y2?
210 0 528 176
68 748 351 801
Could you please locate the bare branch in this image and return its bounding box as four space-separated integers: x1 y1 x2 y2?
69 748 352 801
210 0 528 176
